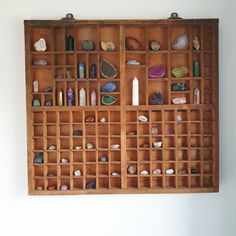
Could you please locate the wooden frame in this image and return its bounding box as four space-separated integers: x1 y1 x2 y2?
25 18 219 195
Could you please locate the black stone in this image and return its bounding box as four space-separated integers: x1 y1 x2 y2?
66 35 74 51
86 180 96 189
191 168 199 174
73 130 83 136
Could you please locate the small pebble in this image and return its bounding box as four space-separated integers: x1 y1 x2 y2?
138 115 148 122
178 169 188 174
60 184 69 191
176 115 183 121
44 100 52 106
73 130 83 136
111 144 120 149
152 169 162 175
128 164 137 174
165 169 175 175
36 186 43 190
140 170 149 175
47 185 56 190
191 168 199 174
48 145 56 150
61 158 69 163
140 143 149 148
44 86 52 93
47 173 55 177
55 75 63 80
74 170 82 176
100 117 107 123
111 172 119 176
151 126 158 135
75 146 82 150
85 116 95 122
153 141 162 148
86 143 95 149
126 131 136 135
99 156 108 162
33 153 43 164
86 180 96 189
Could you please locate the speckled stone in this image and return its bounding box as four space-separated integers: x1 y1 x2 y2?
33 153 43 164
128 164 137 174
99 156 108 162
86 180 96 189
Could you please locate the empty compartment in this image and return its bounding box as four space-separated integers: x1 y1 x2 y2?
164 123 175 136
34 125 43 137
176 136 188 148
126 111 137 123
111 177 121 189
203 149 214 161
73 151 83 163
54 27 65 51
191 176 201 188
73 179 84 190
190 149 201 161
98 178 109 189
60 111 70 123
98 124 108 136
60 138 70 149
164 176 176 188
151 150 163 161
139 177 150 188
33 138 43 150
110 151 121 162
47 111 57 123
203 175 214 187
47 152 57 164
126 150 138 162
164 136 175 148
110 124 121 135
152 176 163 188
163 150 175 161
86 164 96 176
203 136 213 148
139 150 150 162
177 123 188 136
127 177 138 188
60 165 70 177
85 151 96 163
98 164 109 176
177 176 188 188
60 124 70 136
177 149 188 161
33 112 43 124
126 137 137 149
190 123 201 135
34 165 44 177
98 137 108 149
85 123 96 136
138 123 150 135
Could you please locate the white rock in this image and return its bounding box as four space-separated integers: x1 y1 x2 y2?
165 169 175 175
176 115 183 121
138 115 148 122
61 158 69 163
74 170 82 176
75 146 82 150
111 172 119 176
48 145 56 150
100 117 106 123
151 126 158 135
111 144 120 149
34 38 47 52
152 169 162 175
140 170 149 175
172 97 186 104
153 141 162 148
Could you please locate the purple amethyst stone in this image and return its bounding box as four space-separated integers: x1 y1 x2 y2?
67 88 74 106
148 65 166 78
149 91 163 105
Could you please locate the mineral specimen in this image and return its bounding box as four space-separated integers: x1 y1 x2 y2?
100 82 117 92
100 59 117 79
125 37 142 51
102 95 117 105
34 38 47 52
149 91 163 105
171 34 189 50
148 65 166 78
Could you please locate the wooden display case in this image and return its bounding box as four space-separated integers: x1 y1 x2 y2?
25 18 219 195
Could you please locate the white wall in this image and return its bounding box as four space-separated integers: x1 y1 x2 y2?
0 0 236 235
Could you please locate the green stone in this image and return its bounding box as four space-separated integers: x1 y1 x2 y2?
171 82 187 91
100 59 117 79
33 100 40 106
82 40 94 51
102 95 117 105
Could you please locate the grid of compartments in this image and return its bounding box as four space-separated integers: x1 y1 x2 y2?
125 108 216 189
124 24 217 105
25 19 218 194
32 110 122 191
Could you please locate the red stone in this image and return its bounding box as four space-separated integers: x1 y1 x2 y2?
85 116 95 122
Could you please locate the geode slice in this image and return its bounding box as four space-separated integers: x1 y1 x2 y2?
34 38 47 52
171 34 189 50
149 91 163 105
172 66 189 78
100 82 117 92
148 65 166 78
102 95 117 105
125 37 142 51
101 41 115 51
100 59 117 78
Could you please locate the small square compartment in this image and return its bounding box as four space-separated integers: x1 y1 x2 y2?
190 110 201 121
110 151 121 162
33 138 43 150
164 176 176 188
151 163 163 175
46 138 57 150
190 149 201 161
46 165 57 177
139 137 150 149
98 178 109 189
72 137 83 150
97 111 108 123
176 110 188 121
72 111 83 123
60 165 70 177
47 152 57 164
111 177 121 189
127 177 138 188
126 111 137 123
126 150 138 162
60 111 70 123
60 138 70 149
163 150 175 161
203 162 213 174
34 165 44 177
203 175 214 187
98 137 108 149
110 124 121 135
139 177 150 188
47 111 57 123
151 150 162 161
98 124 108 136
86 164 96 176
190 136 201 148
164 123 175 136
190 123 201 135
152 176 163 188
138 123 150 135
73 151 83 163
191 176 201 188
177 162 189 175
139 150 150 162
164 110 175 121
177 149 188 161
60 124 70 136
177 176 188 188
99 164 109 176
203 136 213 147
60 178 70 190
203 122 214 135
111 164 121 175
177 123 188 135
85 123 96 136
34 125 43 137
60 151 71 163
164 136 175 148
85 151 96 163
47 179 57 191
73 178 84 190
47 125 57 137
176 136 188 148
151 110 162 122
33 112 43 124
203 149 214 161
150 123 162 135
126 137 137 149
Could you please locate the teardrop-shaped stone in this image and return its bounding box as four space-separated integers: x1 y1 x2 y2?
100 59 117 79
102 95 117 105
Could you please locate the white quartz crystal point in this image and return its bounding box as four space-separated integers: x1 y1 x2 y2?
33 80 39 92
193 88 200 104
79 88 86 106
91 90 96 105
132 77 139 105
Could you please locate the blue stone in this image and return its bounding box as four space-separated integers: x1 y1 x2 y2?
99 156 108 162
73 130 83 136
149 91 163 105
86 180 96 189
34 153 43 164
100 82 117 92
33 100 40 106
45 100 52 106
44 87 52 92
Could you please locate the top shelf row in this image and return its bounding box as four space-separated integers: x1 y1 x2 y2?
29 24 215 52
